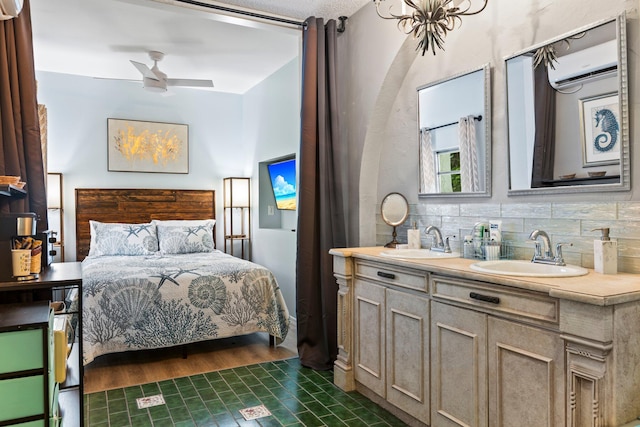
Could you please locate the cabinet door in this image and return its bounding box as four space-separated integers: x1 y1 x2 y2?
354 279 386 397
488 317 565 427
431 302 488 427
386 288 430 424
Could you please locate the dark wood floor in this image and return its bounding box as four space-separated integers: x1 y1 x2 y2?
83 333 297 393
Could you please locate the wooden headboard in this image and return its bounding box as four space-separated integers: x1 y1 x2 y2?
75 188 216 261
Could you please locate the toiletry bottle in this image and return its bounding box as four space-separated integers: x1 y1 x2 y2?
592 228 617 274
463 235 474 259
485 240 500 260
489 220 502 243
473 222 487 258
407 222 421 249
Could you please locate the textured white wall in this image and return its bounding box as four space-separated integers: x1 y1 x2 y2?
343 0 639 248
245 58 301 314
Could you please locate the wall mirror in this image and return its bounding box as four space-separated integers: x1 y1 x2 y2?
381 192 409 248
418 64 491 198
506 13 629 195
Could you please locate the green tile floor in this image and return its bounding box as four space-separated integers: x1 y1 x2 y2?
84 357 407 426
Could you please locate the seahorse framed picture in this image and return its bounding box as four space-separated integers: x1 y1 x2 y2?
579 92 620 167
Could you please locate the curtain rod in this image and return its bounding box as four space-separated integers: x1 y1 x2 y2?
422 115 482 132
173 0 306 27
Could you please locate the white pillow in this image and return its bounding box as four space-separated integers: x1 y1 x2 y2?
153 219 215 227
88 221 158 256
156 220 215 254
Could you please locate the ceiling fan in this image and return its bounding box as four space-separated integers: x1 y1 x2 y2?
130 51 214 93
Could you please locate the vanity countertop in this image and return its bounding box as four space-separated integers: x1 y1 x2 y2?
330 246 640 307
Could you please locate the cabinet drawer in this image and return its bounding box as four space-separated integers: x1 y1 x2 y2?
431 275 559 326
356 260 428 292
0 375 45 422
0 329 44 374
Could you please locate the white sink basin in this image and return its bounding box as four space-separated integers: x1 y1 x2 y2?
470 260 588 277
380 249 460 259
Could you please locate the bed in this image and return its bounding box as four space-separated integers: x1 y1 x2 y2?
76 188 290 365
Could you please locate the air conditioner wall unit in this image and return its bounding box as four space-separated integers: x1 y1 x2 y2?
547 39 618 90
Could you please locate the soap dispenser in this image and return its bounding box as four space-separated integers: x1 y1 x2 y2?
592 228 617 274
407 222 421 249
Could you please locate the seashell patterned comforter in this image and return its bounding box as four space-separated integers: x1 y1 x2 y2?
81 250 290 365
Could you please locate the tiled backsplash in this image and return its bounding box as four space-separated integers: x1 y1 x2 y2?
377 202 640 274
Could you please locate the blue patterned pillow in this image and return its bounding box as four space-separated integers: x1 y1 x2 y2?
157 220 215 254
88 221 159 256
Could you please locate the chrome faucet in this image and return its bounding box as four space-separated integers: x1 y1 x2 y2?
529 229 552 259
528 229 571 266
425 225 451 253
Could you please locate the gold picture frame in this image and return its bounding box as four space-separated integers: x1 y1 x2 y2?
107 118 189 174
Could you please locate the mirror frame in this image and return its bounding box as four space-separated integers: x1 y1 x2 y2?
505 13 629 196
380 192 409 226
381 192 409 248
418 63 492 198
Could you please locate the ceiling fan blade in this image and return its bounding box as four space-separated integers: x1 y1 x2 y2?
130 60 159 81
167 78 214 88
93 77 139 82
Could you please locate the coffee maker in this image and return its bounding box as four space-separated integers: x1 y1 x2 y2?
0 213 54 282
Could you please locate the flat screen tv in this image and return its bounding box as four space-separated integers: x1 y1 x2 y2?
267 157 297 210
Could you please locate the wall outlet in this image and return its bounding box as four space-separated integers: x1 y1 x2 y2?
268 205 275 215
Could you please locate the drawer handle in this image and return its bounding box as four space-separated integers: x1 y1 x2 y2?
469 292 500 304
377 271 396 280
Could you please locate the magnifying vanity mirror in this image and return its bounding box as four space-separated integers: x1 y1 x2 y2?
381 192 409 248
418 64 491 198
506 13 629 195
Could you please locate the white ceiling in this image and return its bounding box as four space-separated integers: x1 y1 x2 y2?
29 0 370 94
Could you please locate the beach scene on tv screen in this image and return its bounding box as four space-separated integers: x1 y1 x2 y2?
268 159 297 210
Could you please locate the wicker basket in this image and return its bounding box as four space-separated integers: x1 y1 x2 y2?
30 247 42 274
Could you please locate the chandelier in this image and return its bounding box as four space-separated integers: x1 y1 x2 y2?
373 0 489 56
532 32 586 70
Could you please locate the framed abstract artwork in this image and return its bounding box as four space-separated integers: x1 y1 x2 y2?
107 118 189 173
579 93 620 167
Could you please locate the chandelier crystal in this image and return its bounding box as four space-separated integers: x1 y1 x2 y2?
373 0 488 55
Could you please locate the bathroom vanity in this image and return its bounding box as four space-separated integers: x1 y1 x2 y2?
331 247 640 427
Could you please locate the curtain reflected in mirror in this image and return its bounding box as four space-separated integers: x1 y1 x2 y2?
506 14 629 195
418 64 491 198
531 63 556 187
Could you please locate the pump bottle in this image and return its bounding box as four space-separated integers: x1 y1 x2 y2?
592 227 617 274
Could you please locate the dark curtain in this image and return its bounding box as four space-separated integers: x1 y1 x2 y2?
0 0 48 231
296 17 346 371
531 63 556 188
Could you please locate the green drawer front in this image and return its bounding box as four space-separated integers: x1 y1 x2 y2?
0 375 45 422
0 329 44 374
12 421 45 427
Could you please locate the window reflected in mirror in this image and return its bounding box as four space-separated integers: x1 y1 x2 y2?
437 150 461 193
418 64 491 198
